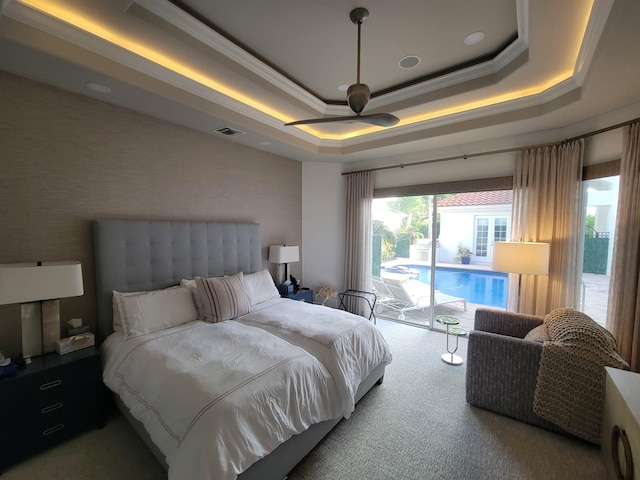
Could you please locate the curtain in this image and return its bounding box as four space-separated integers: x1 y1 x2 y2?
511 140 584 315
343 171 374 316
607 123 640 372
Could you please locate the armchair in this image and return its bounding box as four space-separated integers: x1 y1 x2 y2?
465 309 566 434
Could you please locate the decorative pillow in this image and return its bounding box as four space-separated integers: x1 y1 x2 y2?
243 269 280 306
523 324 549 343
114 286 198 340
196 272 251 322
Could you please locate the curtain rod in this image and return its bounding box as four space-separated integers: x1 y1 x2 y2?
341 116 640 176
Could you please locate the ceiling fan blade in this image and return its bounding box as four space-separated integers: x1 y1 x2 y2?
357 113 400 127
285 116 363 126
284 112 399 127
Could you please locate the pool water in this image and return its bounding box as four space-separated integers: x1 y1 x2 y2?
388 264 508 308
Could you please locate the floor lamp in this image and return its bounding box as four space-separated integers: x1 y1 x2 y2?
492 242 550 312
0 261 84 358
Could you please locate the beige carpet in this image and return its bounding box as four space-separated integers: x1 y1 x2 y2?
3 319 606 480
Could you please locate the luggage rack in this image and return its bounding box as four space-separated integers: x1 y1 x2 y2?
338 289 377 324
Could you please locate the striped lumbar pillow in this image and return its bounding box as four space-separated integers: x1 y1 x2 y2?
195 272 251 322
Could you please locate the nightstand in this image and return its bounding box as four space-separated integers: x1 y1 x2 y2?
0 347 103 472
283 288 314 303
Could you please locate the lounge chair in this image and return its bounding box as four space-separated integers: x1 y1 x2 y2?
376 277 467 320
372 276 405 316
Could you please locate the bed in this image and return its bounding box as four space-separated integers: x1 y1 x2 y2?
94 219 391 480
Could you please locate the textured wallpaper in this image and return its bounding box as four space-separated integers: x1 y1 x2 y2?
0 72 302 357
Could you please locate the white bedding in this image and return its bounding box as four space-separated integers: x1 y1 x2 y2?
102 301 392 480
240 298 392 417
103 320 342 480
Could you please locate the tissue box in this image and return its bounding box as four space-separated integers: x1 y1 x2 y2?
56 333 95 355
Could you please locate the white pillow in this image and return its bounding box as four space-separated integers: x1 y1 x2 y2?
180 278 205 320
195 272 251 322
113 286 198 340
112 288 184 332
243 269 280 306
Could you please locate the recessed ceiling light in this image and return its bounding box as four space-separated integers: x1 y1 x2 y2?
259 141 271 146
337 84 350 92
399 55 421 69
464 31 485 46
85 82 111 93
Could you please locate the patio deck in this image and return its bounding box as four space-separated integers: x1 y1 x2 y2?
374 271 610 333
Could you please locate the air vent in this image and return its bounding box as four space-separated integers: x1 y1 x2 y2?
214 126 246 136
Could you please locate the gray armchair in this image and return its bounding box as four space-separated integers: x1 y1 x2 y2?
465 308 566 434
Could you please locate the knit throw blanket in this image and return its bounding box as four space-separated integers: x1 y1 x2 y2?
533 308 628 444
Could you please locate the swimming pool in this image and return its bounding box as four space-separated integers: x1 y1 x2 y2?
384 264 508 308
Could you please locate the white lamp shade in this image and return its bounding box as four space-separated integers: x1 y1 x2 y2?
268 245 300 264
0 261 84 305
492 242 550 275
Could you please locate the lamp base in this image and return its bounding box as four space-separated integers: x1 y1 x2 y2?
21 303 42 358
21 299 60 358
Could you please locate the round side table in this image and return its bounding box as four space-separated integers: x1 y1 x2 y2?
436 315 466 366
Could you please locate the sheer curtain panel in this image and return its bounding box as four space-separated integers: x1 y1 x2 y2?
512 140 584 315
607 123 640 372
343 171 374 316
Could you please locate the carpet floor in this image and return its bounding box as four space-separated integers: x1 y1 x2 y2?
2 319 606 480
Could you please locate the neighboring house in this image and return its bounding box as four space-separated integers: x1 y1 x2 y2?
437 184 620 274
437 191 513 266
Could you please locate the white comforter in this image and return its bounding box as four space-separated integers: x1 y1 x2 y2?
102 301 392 480
240 298 392 417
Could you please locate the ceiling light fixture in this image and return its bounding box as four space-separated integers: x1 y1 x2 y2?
85 82 111 93
399 55 421 69
464 31 485 46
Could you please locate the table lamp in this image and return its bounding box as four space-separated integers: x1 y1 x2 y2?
0 261 84 358
268 245 299 286
491 242 550 312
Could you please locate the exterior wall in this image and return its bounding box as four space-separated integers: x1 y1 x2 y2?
438 204 512 265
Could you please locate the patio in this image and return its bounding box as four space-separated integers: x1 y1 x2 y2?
374 272 610 333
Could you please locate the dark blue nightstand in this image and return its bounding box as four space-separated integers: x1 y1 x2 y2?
283 289 314 303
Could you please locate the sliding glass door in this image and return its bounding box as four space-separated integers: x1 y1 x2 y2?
372 191 512 332
580 175 619 326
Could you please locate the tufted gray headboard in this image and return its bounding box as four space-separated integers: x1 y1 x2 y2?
93 219 262 342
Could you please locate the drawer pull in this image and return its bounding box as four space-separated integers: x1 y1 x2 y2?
39 379 62 390
42 424 65 436
41 402 64 414
612 424 634 480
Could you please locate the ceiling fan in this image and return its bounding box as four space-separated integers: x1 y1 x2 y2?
285 7 399 128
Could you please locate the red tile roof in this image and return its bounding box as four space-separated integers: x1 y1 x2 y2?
438 190 513 207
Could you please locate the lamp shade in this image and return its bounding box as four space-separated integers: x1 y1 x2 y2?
0 261 84 305
268 245 300 264
492 242 550 275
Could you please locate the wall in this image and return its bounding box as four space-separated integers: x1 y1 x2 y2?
301 162 345 307
0 72 302 358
